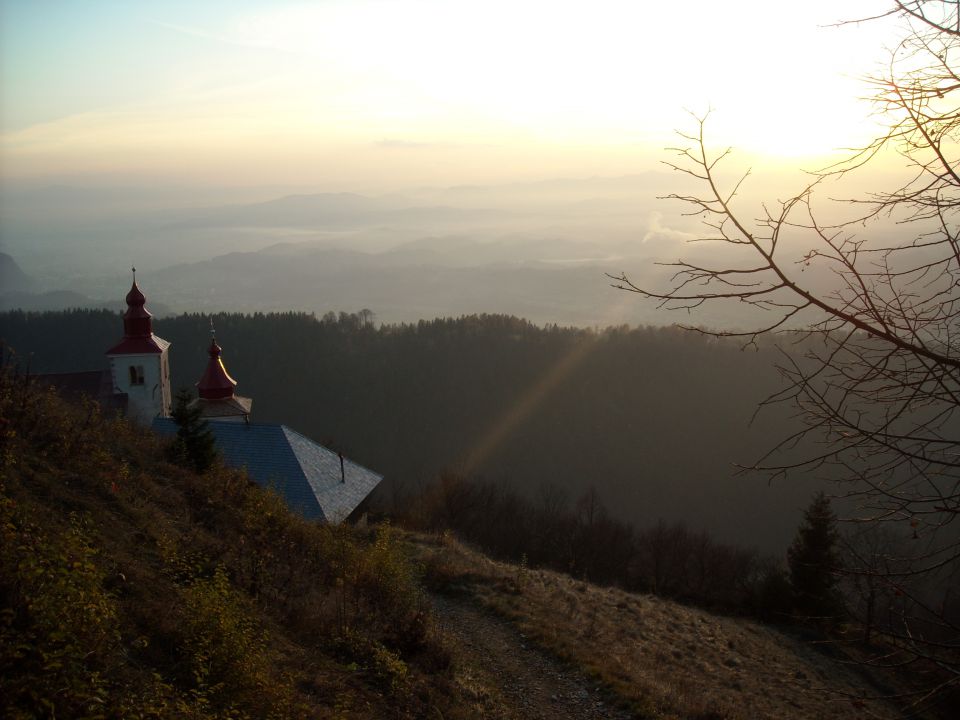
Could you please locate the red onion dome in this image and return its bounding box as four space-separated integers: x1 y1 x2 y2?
197 337 238 399
122 278 153 338
125 281 146 308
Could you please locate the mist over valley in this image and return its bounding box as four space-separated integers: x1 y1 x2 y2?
2 171 871 329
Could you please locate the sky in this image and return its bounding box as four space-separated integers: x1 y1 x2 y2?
0 0 902 192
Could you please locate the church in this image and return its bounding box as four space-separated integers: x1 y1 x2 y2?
47 273 382 524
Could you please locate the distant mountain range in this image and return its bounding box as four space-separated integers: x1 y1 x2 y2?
0 227 751 328
151 192 509 232
0 253 37 294
0 252 175 315
0 174 678 274
0 172 851 327
100 234 701 327
0 253 96 312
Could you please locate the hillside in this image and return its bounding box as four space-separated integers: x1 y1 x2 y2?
0 309 827 553
0 354 931 719
0 253 38 294
414 536 920 720
0 358 458 718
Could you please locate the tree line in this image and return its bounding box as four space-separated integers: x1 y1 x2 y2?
406 472 775 614
0 308 819 553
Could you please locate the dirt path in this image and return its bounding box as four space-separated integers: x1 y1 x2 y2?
430 593 635 720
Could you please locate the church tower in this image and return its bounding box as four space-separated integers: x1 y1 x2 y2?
194 326 253 422
105 270 172 424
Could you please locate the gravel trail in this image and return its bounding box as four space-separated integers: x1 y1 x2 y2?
430 593 635 720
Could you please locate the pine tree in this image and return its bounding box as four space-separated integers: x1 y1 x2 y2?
169 388 217 473
788 491 842 621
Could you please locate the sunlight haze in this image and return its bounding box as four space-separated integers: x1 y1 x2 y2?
1 0 898 190
0 0 916 327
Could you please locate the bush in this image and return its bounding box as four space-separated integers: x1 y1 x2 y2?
180 565 287 716
0 495 119 719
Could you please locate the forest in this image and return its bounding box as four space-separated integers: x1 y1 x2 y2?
1 308 830 552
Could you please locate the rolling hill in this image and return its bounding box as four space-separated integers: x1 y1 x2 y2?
0 351 937 719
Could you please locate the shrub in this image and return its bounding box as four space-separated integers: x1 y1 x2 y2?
0 496 119 719
180 565 276 715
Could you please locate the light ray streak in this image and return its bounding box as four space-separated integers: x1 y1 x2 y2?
461 287 635 475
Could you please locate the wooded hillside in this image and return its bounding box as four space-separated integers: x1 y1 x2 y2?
0 309 828 552
0 360 934 719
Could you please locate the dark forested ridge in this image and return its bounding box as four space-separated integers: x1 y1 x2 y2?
0 309 826 551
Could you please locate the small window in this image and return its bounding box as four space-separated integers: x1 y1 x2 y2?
129 365 145 386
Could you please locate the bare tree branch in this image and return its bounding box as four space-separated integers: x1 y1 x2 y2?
617 2 960 704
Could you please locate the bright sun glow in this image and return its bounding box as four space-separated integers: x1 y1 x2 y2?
223 0 889 157
0 0 899 186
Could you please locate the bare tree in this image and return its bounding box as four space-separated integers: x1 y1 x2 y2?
612 1 960 706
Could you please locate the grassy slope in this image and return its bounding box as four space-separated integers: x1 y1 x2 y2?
0 364 921 720
413 534 911 720
0 369 463 719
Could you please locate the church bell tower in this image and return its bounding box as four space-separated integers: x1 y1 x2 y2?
105 269 172 424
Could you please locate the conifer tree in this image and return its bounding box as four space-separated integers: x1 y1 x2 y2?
788 491 842 621
170 388 217 473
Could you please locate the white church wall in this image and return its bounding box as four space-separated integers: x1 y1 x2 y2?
109 348 171 424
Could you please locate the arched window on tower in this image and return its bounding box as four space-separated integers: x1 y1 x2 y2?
129 365 145 386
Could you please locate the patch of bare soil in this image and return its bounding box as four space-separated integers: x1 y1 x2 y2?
430 593 633 720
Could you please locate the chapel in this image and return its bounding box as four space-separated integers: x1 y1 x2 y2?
46 273 382 524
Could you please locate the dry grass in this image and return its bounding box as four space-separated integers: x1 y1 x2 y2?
0 375 473 719
412 532 905 720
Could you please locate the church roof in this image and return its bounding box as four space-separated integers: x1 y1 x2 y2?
106 334 170 356
152 418 382 523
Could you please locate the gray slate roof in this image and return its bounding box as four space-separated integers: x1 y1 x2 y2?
153 418 382 523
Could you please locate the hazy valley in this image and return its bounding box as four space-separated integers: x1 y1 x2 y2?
0 172 808 328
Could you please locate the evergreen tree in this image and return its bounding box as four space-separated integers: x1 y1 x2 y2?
788 491 842 621
169 388 217 473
